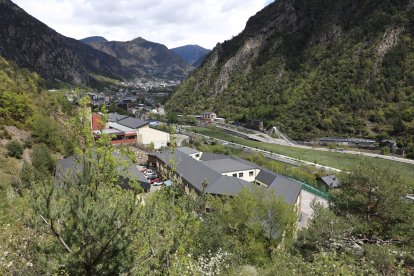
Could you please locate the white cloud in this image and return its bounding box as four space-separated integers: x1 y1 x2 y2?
13 0 272 49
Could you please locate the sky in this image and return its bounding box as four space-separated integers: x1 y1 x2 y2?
13 0 273 49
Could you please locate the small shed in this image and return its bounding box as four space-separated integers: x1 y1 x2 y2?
318 175 341 191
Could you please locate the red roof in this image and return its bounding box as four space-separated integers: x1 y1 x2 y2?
92 114 103 130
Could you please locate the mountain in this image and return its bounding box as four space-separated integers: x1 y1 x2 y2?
80 36 108 44
171 45 210 66
167 0 414 145
84 37 194 80
0 0 130 86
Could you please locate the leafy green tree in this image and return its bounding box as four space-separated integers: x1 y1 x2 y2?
31 98 142 274
132 183 201 274
31 144 55 178
199 187 296 266
330 161 413 241
31 114 61 148
6 140 24 159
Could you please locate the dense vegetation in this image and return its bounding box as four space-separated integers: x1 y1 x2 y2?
1 55 413 274
2 111 414 274
167 0 414 155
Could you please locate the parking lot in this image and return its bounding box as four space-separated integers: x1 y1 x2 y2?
137 165 165 193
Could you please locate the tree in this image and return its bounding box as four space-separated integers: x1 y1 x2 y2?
6 140 24 159
31 114 60 148
330 161 413 241
31 98 142 274
31 144 55 177
199 187 296 266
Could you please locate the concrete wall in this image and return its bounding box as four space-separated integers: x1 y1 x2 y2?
222 168 260 182
138 125 170 149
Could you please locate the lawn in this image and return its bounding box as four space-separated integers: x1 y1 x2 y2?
188 126 414 186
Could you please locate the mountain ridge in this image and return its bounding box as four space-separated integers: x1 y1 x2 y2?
85 37 194 80
0 0 131 85
80 36 108 44
167 0 414 147
171 45 210 66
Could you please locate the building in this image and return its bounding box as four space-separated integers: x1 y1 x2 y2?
245 118 264 132
148 147 302 207
318 175 341 191
56 153 151 192
201 112 217 123
319 137 376 148
92 113 170 149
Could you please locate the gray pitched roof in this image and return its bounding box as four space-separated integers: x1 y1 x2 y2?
268 174 303 204
256 169 278 185
151 150 252 196
117 117 149 129
320 175 341 188
151 148 302 203
177 147 200 156
200 152 228 161
109 113 128 122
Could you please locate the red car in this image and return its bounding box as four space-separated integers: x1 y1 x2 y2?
150 178 161 184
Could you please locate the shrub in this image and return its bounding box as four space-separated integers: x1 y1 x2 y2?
31 114 60 148
6 140 24 159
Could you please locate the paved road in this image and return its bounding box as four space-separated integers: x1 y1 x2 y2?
297 190 329 230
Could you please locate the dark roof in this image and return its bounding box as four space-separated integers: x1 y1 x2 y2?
319 137 375 143
268 174 303 204
177 147 200 156
109 113 128 122
200 152 228 161
256 169 277 185
117 117 149 129
56 153 150 190
151 150 252 196
202 111 215 115
151 148 302 203
320 175 341 188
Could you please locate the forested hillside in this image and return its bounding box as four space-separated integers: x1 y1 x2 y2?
168 0 414 148
0 0 130 86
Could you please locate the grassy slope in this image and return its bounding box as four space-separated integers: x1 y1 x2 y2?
189 126 414 186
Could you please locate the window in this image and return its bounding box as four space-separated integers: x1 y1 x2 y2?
249 171 254 176
195 153 200 158
232 173 237 177
239 173 243 178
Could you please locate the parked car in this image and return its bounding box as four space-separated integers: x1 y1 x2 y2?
152 180 164 186
150 178 161 184
144 169 155 176
146 173 158 180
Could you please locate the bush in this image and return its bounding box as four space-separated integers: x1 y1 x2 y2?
6 140 24 159
31 114 61 148
31 144 55 176
24 137 33 149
